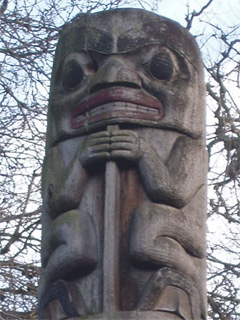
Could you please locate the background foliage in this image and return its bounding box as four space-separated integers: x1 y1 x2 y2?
0 0 240 318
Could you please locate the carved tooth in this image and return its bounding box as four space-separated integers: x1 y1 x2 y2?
138 106 147 113
87 102 158 117
76 115 85 122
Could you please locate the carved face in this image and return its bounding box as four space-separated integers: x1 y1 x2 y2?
47 9 205 146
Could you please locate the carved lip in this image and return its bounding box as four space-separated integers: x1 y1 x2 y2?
71 87 163 129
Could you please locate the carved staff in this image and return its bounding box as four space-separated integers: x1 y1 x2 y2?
103 124 120 312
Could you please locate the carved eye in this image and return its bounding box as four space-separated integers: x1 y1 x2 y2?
149 51 174 80
63 59 84 90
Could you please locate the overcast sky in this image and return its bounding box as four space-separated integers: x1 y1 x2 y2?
157 0 239 28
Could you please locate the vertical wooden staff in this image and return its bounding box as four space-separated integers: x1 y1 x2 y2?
103 124 120 313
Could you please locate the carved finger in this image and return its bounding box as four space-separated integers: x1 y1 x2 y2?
88 137 111 147
91 143 111 153
111 142 134 151
87 152 110 161
89 131 110 139
111 130 138 138
111 135 135 143
111 150 137 160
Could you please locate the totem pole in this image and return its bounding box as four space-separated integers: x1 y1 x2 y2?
39 8 207 320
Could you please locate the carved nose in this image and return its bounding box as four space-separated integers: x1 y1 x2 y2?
90 58 141 94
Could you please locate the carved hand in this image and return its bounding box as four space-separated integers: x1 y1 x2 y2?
79 130 143 168
79 131 111 168
110 130 143 161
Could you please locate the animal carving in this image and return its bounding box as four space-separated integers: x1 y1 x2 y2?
39 9 207 320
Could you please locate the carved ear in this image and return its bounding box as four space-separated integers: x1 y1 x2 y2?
39 280 86 320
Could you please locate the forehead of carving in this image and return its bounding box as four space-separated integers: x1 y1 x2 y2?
59 9 201 66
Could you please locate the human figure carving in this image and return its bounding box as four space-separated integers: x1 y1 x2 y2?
39 8 207 320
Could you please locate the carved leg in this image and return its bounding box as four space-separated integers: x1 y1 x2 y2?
39 209 99 319
130 202 207 319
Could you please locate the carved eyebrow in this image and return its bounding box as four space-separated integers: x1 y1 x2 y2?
86 28 113 53
61 26 114 54
117 29 156 53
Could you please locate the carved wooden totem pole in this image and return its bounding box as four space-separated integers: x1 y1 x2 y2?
39 8 207 320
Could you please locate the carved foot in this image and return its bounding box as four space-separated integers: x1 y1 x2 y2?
39 280 86 320
138 268 206 320
153 285 192 319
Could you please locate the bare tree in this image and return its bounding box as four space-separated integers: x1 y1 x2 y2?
186 2 240 318
0 0 239 318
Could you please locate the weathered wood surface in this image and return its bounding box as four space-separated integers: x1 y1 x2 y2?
39 8 207 320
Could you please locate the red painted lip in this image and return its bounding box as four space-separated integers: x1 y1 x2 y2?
71 87 163 129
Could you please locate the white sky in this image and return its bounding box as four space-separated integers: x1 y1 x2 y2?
157 0 240 28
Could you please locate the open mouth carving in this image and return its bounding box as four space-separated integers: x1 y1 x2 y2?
71 87 163 129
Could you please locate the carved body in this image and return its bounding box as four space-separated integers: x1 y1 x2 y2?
39 9 207 320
